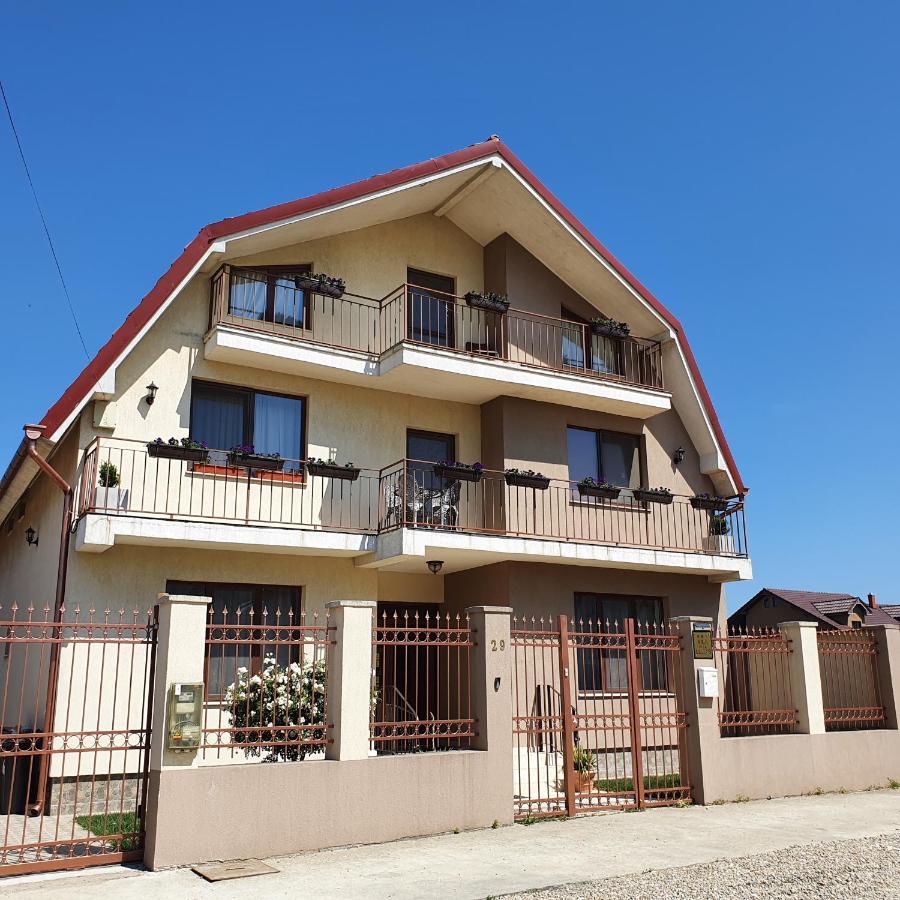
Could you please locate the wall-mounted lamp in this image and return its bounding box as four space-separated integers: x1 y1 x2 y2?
673 447 686 465
427 560 444 575
145 382 159 406
24 526 38 547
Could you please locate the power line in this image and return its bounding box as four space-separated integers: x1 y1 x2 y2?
1 79 90 359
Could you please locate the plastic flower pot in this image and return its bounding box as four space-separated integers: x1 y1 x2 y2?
147 442 209 463
307 462 361 481
505 472 550 490
689 496 729 512
577 484 621 501
227 452 286 472
633 489 674 505
434 463 483 483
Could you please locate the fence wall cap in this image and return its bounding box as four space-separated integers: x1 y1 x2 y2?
156 593 212 606
667 615 714 624
325 599 378 609
465 606 514 615
863 622 900 631
777 620 819 629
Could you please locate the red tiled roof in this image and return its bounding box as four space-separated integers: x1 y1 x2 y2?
732 588 898 629
8 136 747 495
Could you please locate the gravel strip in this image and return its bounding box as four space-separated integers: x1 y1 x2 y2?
504 831 900 899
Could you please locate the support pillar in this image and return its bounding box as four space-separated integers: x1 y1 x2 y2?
778 621 825 734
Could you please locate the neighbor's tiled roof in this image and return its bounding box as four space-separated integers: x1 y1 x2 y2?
731 588 897 629
878 604 900 621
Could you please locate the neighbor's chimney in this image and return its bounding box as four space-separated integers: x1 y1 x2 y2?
868 593 878 608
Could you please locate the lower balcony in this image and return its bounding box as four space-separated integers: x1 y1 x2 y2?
74 439 751 580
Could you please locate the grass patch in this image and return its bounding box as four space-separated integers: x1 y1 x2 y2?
888 778 899 790
593 773 681 793
74 811 140 851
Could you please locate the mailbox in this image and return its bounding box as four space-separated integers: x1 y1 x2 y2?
697 667 719 699
167 682 204 751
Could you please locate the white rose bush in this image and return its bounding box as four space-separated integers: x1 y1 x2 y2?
224 655 326 761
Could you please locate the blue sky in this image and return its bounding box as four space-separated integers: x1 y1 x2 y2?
2 3 898 610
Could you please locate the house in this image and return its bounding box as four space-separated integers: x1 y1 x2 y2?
729 587 897 630
0 136 752 851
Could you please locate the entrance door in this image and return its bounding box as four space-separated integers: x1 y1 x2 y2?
511 613 690 820
407 268 456 348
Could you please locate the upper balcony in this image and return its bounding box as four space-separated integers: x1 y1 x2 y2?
203 267 671 418
73 438 750 581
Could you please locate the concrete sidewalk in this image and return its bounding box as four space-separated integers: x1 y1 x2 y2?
4 790 900 900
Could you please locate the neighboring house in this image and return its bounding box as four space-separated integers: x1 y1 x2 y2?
730 588 897 630
0 136 752 794
881 604 900 623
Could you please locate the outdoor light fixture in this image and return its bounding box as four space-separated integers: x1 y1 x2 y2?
145 382 159 405
427 560 444 575
24 526 38 547
673 447 686 465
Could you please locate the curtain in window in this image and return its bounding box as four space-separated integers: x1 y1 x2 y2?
192 388 245 464
590 335 620 375
229 271 268 320
561 321 585 369
254 393 302 468
273 276 306 327
599 433 639 488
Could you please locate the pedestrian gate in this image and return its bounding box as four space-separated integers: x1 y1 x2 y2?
512 614 690 819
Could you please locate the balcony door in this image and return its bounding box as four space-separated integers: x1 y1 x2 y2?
406 429 455 494
407 268 455 348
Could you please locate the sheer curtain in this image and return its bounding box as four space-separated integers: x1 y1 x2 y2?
253 393 302 469
229 272 268 320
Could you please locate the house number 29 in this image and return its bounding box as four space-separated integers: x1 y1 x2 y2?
491 639 506 652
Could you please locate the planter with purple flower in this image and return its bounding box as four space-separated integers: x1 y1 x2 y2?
633 486 674 505
505 468 550 490
690 493 729 512
295 272 346 299
227 445 286 472
147 437 209 463
589 316 630 339
433 461 484 483
464 291 510 315
576 477 621 501
307 458 361 481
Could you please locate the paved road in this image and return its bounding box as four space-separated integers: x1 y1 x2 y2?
3 790 900 900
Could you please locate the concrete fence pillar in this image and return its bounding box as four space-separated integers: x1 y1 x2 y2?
777 621 825 735
144 592 211 869
865 623 900 729
466 606 513 753
325 600 376 761
668 616 719 805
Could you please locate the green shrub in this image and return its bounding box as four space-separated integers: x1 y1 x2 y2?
98 461 120 488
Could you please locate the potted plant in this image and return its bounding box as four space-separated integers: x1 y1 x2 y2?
307 458 361 481
433 461 484 483
690 492 729 512
504 468 550 490
295 272 346 299
633 486 674 505
96 461 129 511
576 477 621 501
572 745 596 793
463 291 510 314
705 514 735 554
589 315 630 339
147 437 209 463
227 445 287 472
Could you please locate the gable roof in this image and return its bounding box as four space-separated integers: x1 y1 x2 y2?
3 136 747 501
879 604 900 621
731 588 898 629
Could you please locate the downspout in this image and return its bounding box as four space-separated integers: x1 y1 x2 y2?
22 424 73 816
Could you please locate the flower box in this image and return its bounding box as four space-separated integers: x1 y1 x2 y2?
590 318 630 339
433 463 483 483
577 483 621 501
227 452 286 472
307 461 361 481
147 442 209 463
295 273 345 299
690 496 729 512
464 291 510 314
505 471 550 490
633 488 673 505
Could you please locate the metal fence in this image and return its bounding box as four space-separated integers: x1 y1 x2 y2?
817 629 884 731
0 602 156 876
713 628 796 736
370 609 474 754
511 614 689 820
201 607 332 762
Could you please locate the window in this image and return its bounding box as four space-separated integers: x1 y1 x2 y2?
190 381 306 471
567 426 640 492
228 266 312 328
406 429 456 494
407 268 455 348
561 307 622 375
167 580 301 698
574 593 664 692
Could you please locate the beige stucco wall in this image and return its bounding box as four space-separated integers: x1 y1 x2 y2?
706 730 900 801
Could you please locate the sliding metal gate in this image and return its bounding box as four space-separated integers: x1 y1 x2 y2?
512 614 690 819
0 603 157 876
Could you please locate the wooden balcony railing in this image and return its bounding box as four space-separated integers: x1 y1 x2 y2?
76 441 747 560
208 266 665 391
